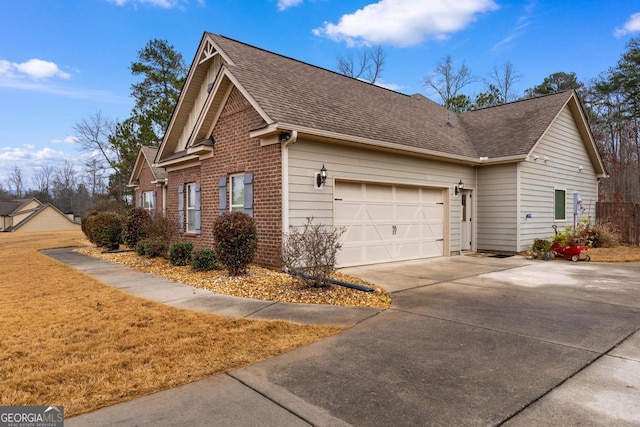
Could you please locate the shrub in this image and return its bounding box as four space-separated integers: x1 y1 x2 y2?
136 238 168 258
81 210 99 244
123 208 151 248
169 242 194 266
282 217 345 287
213 212 257 276
145 213 179 248
191 247 218 271
92 212 124 250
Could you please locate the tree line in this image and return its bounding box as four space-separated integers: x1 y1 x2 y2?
3 37 638 214
342 38 640 203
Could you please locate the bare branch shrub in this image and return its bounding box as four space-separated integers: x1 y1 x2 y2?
282 217 345 288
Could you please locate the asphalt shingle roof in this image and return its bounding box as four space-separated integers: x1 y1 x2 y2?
458 91 573 158
141 146 166 180
209 34 479 159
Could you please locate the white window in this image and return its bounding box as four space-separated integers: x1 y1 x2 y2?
230 174 245 212
142 191 155 211
186 183 198 232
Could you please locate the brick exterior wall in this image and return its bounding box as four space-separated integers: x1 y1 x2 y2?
134 160 164 214
167 87 283 269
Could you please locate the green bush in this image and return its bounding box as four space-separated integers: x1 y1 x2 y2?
92 212 124 250
124 208 151 248
191 247 218 271
136 240 147 256
169 242 194 266
213 212 257 276
136 238 168 258
81 210 99 244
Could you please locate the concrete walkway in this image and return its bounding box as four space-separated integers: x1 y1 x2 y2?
46 249 640 426
42 248 381 327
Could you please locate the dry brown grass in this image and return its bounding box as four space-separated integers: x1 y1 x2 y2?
77 245 391 308
589 245 640 262
0 231 341 417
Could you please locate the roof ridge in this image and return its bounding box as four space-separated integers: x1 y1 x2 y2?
209 33 417 100
461 90 574 114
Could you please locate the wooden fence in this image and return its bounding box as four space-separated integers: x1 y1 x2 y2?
596 202 640 246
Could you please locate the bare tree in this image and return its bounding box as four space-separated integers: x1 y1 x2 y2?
31 165 55 196
74 111 118 171
423 56 476 109
337 45 386 84
83 155 107 197
52 160 78 213
487 62 521 102
73 111 124 201
7 165 24 198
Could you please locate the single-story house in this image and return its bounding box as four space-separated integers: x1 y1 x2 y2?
0 198 81 232
154 32 606 269
128 145 167 215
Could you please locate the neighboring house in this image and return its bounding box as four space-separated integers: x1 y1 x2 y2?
154 33 606 269
128 145 167 215
0 198 81 232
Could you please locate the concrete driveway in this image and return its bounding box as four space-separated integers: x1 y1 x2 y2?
67 255 640 426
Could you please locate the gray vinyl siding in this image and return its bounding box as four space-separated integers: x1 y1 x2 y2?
519 105 598 250
476 163 518 252
287 139 476 254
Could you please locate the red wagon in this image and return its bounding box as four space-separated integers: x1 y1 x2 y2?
550 242 590 262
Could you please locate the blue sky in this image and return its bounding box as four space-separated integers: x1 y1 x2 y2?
1 0 639 188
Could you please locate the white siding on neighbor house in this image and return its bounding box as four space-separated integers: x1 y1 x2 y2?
177 56 224 152
287 139 477 255
519 105 598 250
476 163 518 252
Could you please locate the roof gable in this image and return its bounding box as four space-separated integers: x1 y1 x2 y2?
129 146 166 186
158 32 605 174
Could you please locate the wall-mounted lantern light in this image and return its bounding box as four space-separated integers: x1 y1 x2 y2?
454 179 464 196
316 164 327 188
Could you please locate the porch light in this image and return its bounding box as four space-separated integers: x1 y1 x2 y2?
455 179 464 196
317 164 327 187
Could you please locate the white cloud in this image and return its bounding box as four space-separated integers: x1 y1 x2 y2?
313 0 498 47
51 136 80 144
0 58 70 80
372 78 402 91
278 0 303 11
615 12 640 37
107 0 191 8
491 1 535 52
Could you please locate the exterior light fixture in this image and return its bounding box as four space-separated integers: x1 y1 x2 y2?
455 179 464 196
316 164 327 188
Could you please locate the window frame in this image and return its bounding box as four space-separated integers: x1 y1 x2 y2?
142 191 155 211
186 183 198 232
230 173 245 212
554 188 566 221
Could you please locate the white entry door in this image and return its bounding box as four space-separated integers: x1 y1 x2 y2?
335 181 445 267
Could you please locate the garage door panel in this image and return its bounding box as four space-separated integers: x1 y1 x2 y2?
335 181 445 267
364 204 394 221
366 224 393 241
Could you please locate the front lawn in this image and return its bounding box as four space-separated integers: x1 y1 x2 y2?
0 231 341 417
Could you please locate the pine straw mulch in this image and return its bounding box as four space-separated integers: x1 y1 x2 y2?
75 245 392 309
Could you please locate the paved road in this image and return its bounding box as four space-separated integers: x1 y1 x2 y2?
52 251 640 426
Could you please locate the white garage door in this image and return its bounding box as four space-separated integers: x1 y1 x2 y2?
335 181 445 267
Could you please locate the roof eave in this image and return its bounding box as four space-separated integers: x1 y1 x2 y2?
261 123 482 165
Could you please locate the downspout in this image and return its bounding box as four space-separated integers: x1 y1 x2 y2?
162 182 167 216
516 162 521 252
281 130 298 236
